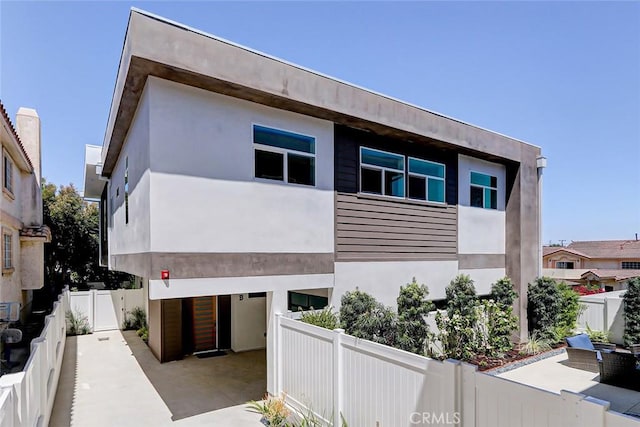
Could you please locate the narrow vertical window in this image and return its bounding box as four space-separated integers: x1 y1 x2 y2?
124 156 129 224
3 233 12 270
470 171 498 209
3 155 13 194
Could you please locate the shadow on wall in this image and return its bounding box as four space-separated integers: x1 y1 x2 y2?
122 331 266 421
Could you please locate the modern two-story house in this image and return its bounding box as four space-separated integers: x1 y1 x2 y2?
83 9 543 395
0 102 50 321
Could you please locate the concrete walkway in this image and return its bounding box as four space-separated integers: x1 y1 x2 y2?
50 330 264 426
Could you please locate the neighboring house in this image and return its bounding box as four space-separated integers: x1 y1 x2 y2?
0 102 50 320
543 240 640 291
82 9 543 395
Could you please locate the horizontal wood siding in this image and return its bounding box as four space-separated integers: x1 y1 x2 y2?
335 125 459 261
336 193 457 261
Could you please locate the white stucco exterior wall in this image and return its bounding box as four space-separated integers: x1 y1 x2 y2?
333 260 459 308
231 293 267 352
458 206 506 254
145 77 335 254
457 154 506 255
459 268 506 295
108 86 151 259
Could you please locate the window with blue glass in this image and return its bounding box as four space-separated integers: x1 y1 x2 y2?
254 125 316 186
408 158 445 203
360 147 405 197
470 171 497 209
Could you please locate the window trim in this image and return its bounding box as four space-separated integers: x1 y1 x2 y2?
2 231 13 274
3 152 14 199
359 146 406 199
252 123 317 187
124 156 129 225
469 170 498 210
407 156 446 204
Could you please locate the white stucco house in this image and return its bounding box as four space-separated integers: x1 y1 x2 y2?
83 9 543 396
0 102 50 320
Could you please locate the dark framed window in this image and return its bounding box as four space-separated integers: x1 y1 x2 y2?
470 171 497 209
288 291 328 311
556 261 574 269
408 157 445 203
622 261 640 269
3 155 13 194
360 147 405 197
254 125 315 186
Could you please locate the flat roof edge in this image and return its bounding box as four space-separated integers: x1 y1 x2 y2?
128 8 539 150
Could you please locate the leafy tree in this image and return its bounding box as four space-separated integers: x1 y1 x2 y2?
527 277 562 340
340 289 397 347
623 278 640 347
436 275 480 360
42 179 132 300
396 278 434 355
490 277 518 310
554 282 582 340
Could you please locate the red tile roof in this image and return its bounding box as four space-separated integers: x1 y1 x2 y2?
567 240 640 259
580 269 640 281
0 101 34 169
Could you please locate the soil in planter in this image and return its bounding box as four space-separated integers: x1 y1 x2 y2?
469 342 566 371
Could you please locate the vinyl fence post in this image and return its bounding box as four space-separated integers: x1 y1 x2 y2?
333 328 345 427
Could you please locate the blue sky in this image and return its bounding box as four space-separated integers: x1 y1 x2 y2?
1 1 639 243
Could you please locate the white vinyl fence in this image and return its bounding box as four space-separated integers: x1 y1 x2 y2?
68 288 144 332
577 292 626 344
276 313 639 427
0 290 68 427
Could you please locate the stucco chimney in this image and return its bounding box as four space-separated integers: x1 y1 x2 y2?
15 107 41 184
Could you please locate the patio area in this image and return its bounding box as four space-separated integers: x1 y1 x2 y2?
497 351 640 417
49 330 266 426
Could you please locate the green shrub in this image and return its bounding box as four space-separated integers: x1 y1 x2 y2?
137 325 149 343
554 282 583 339
482 299 519 357
66 309 91 335
623 278 640 346
396 278 435 355
123 306 146 330
340 289 397 347
527 277 562 340
528 277 583 342
586 324 609 343
519 331 552 356
300 307 338 330
436 275 480 360
490 277 518 309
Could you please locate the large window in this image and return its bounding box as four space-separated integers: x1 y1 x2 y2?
3 155 13 195
359 147 447 202
2 233 12 271
622 261 640 270
408 157 445 203
254 125 315 186
360 147 405 197
470 171 497 209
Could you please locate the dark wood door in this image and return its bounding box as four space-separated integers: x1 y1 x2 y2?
217 295 231 349
192 296 216 352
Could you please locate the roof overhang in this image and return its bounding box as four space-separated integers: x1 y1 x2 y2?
0 104 33 172
100 8 541 178
83 144 105 200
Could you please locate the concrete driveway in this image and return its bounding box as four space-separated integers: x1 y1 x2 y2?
49 330 265 426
